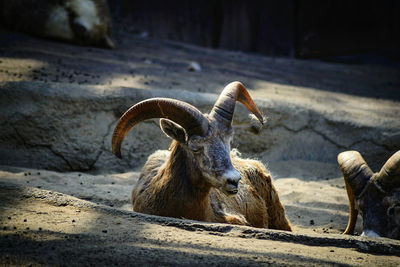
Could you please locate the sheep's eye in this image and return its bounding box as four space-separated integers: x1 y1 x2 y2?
192 147 203 154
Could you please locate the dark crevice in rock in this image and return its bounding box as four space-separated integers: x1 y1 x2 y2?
277 122 391 153
11 124 73 171
87 117 120 171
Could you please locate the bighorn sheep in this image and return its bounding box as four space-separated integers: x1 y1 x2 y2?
338 150 400 239
2 0 114 48
112 81 292 230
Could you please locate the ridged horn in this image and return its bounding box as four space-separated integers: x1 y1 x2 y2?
209 81 264 126
338 151 374 197
337 151 374 235
112 98 209 158
343 178 358 235
374 150 400 191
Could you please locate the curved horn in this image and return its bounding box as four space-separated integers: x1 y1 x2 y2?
209 81 264 126
343 178 358 235
112 98 209 158
337 151 374 235
374 150 400 191
337 151 374 197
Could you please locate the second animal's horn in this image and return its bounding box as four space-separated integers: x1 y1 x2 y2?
374 150 400 191
338 151 374 196
337 151 374 235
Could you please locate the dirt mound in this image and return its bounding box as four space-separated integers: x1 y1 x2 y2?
1 182 400 266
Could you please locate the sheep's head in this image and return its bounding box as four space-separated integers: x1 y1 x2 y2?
338 150 400 239
112 81 264 195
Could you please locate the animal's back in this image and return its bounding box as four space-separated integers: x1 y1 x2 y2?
131 149 170 209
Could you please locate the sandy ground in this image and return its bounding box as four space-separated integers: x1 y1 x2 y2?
1 162 400 266
1 28 400 266
0 161 352 236
1 174 400 266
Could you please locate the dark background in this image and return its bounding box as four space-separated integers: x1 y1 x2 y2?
107 0 400 64
0 0 399 64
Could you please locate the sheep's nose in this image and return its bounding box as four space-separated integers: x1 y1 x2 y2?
223 169 241 193
224 169 241 182
227 178 239 188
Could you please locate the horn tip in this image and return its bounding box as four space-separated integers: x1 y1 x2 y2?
112 148 122 159
229 81 244 87
249 113 265 125
337 150 360 164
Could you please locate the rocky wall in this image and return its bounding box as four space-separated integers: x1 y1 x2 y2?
1 81 398 173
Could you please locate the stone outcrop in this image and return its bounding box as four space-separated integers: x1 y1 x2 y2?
0 80 399 173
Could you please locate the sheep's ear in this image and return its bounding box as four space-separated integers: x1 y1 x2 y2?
160 119 187 143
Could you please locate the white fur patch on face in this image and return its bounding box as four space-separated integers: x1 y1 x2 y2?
45 6 73 39
70 0 100 31
361 229 380 237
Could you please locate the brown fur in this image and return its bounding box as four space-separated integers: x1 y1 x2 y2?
132 141 292 231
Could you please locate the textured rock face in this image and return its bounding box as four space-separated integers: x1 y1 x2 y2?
0 80 398 173
0 82 169 172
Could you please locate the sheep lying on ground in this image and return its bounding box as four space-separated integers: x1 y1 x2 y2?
2 0 114 48
338 150 400 239
112 81 292 230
